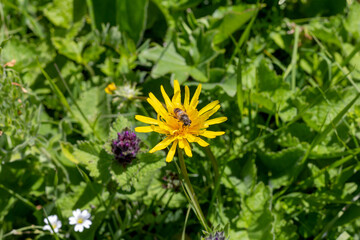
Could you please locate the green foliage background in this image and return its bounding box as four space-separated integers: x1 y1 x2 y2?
1 0 360 239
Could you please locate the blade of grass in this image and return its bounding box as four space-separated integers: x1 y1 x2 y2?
226 2 262 72
298 148 360 186
182 205 191 240
291 26 300 90
237 55 244 116
37 61 74 117
85 0 96 31
0 184 37 211
311 33 360 93
314 193 360 240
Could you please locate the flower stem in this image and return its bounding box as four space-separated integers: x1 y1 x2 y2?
204 146 219 185
177 148 210 232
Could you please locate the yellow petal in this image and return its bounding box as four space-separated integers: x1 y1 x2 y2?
149 136 175 153
185 133 197 142
105 83 116 94
184 86 190 109
161 85 174 112
105 88 112 94
201 105 220 120
178 138 184 148
166 140 178 162
204 117 227 126
195 137 209 147
200 130 225 139
148 93 168 118
183 139 192 157
135 115 159 125
172 80 181 105
198 100 219 116
135 126 154 133
152 126 169 134
190 83 202 108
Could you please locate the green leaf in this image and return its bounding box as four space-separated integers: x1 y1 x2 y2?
43 0 73 28
57 182 102 217
258 145 306 189
70 87 110 139
51 37 84 63
235 182 274 240
38 62 75 117
139 43 208 83
109 115 131 139
61 141 112 183
344 2 360 40
211 4 259 45
110 152 166 191
116 0 148 45
83 44 106 63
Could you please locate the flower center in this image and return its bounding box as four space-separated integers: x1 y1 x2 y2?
52 224 57 229
77 218 84 224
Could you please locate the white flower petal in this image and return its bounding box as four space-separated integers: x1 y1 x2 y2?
74 224 84 232
83 220 92 228
48 215 57 222
69 216 77 225
81 210 90 219
43 225 51 231
73 209 81 217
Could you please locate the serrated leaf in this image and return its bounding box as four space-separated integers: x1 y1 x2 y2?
109 115 131 139
62 141 112 182
110 152 166 190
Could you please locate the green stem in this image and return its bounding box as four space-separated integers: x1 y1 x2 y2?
177 148 210 232
3 225 44 239
204 146 219 185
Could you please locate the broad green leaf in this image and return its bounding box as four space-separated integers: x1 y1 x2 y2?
344 2 360 40
258 145 306 173
234 182 274 240
57 182 103 217
43 0 73 28
51 37 84 63
301 88 357 132
70 87 110 139
83 44 106 63
116 0 148 45
61 141 112 183
139 43 208 83
211 4 259 45
110 152 166 191
3 38 55 73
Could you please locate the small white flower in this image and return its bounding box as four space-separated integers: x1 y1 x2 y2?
69 209 92 232
43 215 62 233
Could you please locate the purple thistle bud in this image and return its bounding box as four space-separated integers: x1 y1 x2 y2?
111 129 140 166
204 231 228 240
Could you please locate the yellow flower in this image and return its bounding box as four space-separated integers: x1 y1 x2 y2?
105 83 117 94
135 80 227 162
